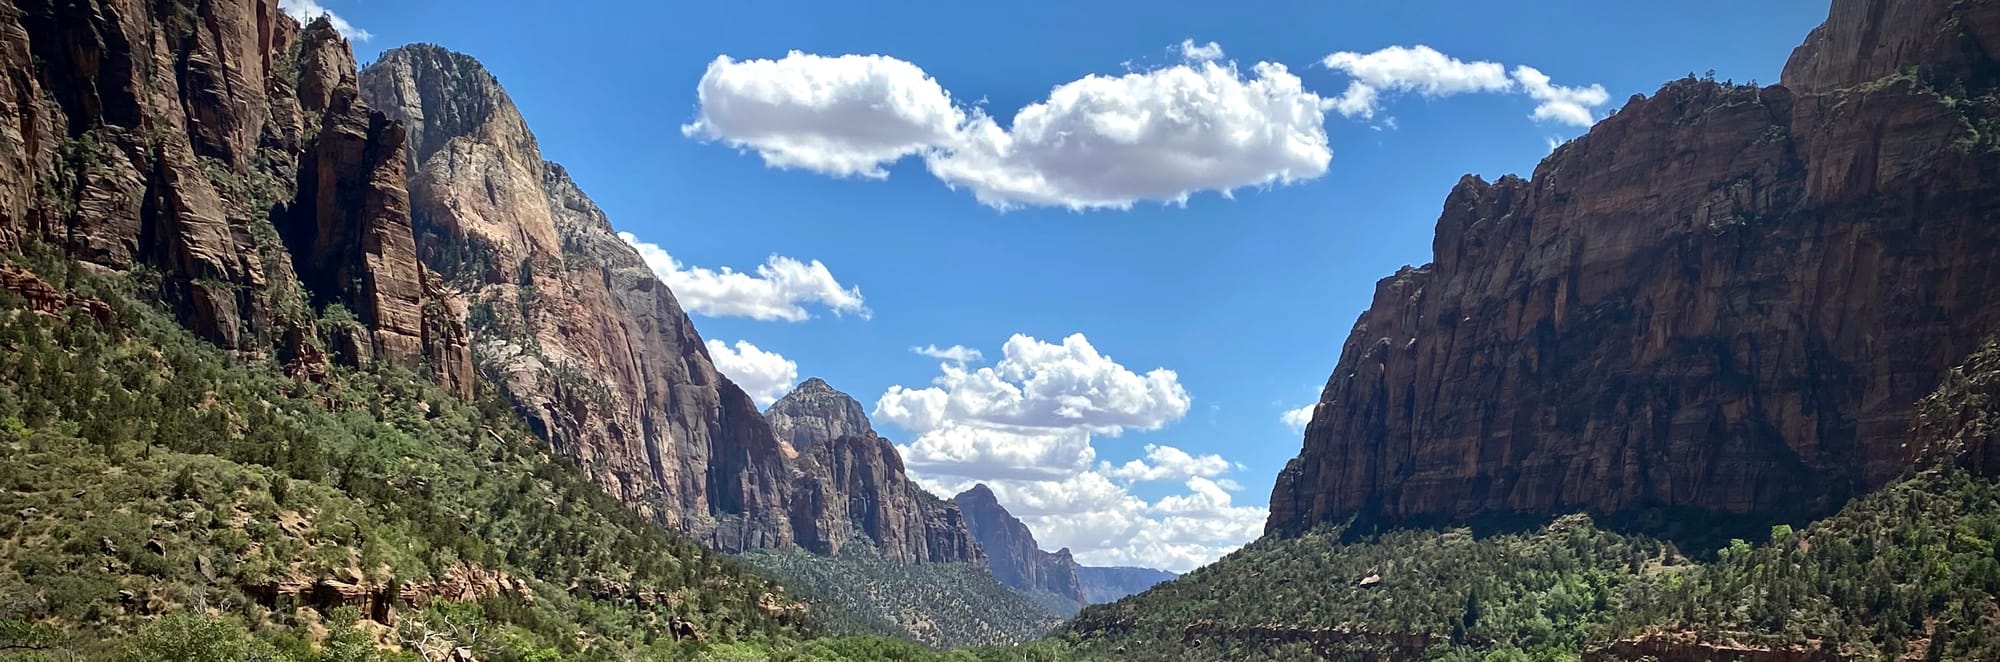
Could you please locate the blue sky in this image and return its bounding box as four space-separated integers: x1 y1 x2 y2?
298 0 1830 571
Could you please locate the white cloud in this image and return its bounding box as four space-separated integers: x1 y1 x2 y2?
1102 444 1230 482
280 0 372 42
880 333 1259 571
682 52 966 178
686 48 1333 210
705 339 798 407
877 334 1190 446
1319 46 1608 128
1178 39 1224 62
912 344 983 364
1281 403 1316 432
925 60 1330 210
618 232 868 322
1513 65 1610 127
1320 45 1513 119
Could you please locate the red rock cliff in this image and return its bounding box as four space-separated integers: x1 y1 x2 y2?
0 1 471 394
1268 0 2000 536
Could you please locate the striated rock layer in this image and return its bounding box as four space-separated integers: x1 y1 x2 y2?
769 379 982 563
0 0 472 393
360 51 982 561
1268 0 2000 536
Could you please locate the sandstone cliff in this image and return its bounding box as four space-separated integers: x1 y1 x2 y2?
951 484 1178 612
954 484 1085 613
0 0 471 394
767 377 872 456
768 378 982 563
360 44 795 550
1268 0 2000 536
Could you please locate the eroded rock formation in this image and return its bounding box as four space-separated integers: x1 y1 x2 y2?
1268 0 2000 536
954 484 1085 612
0 0 471 395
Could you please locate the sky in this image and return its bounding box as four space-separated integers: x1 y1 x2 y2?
288 0 1831 573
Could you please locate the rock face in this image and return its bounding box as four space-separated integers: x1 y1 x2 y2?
1268 0 2000 536
360 44 793 550
771 379 982 563
359 52 982 562
0 1 471 394
954 484 1085 612
767 377 873 456
954 483 1179 611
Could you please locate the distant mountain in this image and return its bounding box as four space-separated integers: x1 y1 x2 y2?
767 379 982 563
954 484 1178 615
1077 566 1179 605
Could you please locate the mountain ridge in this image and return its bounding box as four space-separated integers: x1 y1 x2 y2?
1267 0 2000 537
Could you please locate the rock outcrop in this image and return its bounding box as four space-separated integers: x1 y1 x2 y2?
767 377 873 455
0 1 472 395
770 379 982 563
1268 0 2000 536
360 51 983 562
361 43 793 550
954 484 1085 612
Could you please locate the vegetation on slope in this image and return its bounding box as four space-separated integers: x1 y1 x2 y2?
1062 336 2000 661
739 544 1063 649
0 245 810 659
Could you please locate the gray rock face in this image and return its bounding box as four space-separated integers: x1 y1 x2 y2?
1076 566 1178 605
767 377 874 454
954 484 1085 613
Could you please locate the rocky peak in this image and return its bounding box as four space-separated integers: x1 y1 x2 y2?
789 432 980 564
1267 0 2000 537
767 377 874 453
954 484 1085 614
358 44 538 170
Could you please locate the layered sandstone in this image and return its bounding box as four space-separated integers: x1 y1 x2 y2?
1268 0 2000 536
0 1 471 394
770 379 983 562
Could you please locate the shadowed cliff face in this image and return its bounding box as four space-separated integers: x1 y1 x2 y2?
770 379 982 563
360 44 794 550
954 484 1085 613
0 1 470 393
1268 0 2000 537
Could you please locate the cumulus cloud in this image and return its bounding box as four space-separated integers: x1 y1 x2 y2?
926 60 1330 210
877 334 1190 449
912 344 983 364
1281 403 1316 432
685 48 1332 210
619 232 867 322
682 52 965 178
1320 45 1609 128
1102 444 1231 482
279 0 371 42
1513 65 1610 127
1320 45 1512 119
1178 39 1225 62
705 340 798 407
879 333 1261 571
